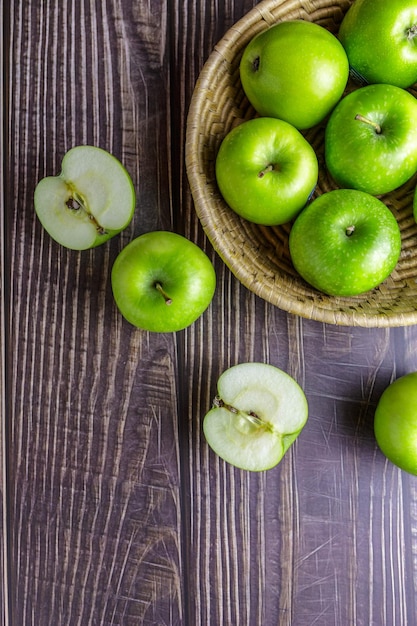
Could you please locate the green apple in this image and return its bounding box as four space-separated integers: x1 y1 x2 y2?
325 83 417 196
239 20 349 130
339 0 417 88
374 372 417 475
215 117 318 225
111 231 216 332
203 362 308 472
34 145 135 250
289 189 402 297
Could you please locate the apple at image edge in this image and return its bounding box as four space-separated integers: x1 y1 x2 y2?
324 83 417 196
338 0 417 88
203 362 308 472
34 145 136 250
374 372 417 475
111 231 216 333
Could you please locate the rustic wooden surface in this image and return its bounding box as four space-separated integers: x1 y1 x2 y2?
3 0 417 624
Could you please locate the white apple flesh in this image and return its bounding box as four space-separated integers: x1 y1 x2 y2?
203 363 308 471
34 145 135 250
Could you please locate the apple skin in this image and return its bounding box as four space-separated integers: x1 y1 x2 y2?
111 231 216 333
338 0 417 88
289 189 402 297
34 145 136 250
239 20 349 130
324 84 417 196
374 372 417 475
215 117 318 226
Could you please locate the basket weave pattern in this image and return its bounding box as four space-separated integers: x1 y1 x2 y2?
185 0 417 327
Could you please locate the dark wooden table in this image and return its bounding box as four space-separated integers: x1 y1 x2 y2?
3 1 417 624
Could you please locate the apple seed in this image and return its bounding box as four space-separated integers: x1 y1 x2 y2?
65 190 108 235
66 198 81 211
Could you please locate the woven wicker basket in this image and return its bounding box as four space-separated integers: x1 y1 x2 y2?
185 0 417 327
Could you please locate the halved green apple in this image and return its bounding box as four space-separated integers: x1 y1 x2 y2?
203 362 308 471
34 145 135 250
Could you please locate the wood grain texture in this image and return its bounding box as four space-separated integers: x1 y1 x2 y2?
1 1 10 623
4 0 417 625
6 1 181 624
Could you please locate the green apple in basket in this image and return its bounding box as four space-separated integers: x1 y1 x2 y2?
203 363 308 472
215 117 318 226
34 145 135 250
289 189 402 297
325 83 417 196
338 0 417 88
239 20 349 130
374 372 417 475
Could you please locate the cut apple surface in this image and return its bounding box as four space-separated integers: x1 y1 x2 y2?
203 362 308 471
34 145 135 250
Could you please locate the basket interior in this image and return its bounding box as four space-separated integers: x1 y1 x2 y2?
185 0 417 327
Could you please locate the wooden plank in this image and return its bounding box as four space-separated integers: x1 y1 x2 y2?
5 1 183 623
4 0 417 624
1 0 11 621
174 1 417 625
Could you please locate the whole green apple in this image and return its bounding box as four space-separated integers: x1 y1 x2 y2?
111 231 216 332
339 0 417 88
289 189 402 296
203 362 308 471
215 117 318 225
34 145 136 250
374 372 417 475
239 20 349 130
325 83 417 196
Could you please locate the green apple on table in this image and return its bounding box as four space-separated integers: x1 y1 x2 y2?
374 372 417 475
338 0 417 88
289 189 402 297
34 145 135 250
324 83 417 196
215 117 318 226
203 362 308 472
111 231 216 333
239 20 349 130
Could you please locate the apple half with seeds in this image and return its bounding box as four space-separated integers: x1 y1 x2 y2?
34 145 135 250
203 362 308 471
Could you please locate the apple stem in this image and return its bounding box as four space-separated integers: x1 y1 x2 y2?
213 396 268 428
407 25 417 40
155 282 172 305
355 114 382 134
258 164 274 178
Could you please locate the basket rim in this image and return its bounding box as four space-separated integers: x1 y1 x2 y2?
185 0 417 328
